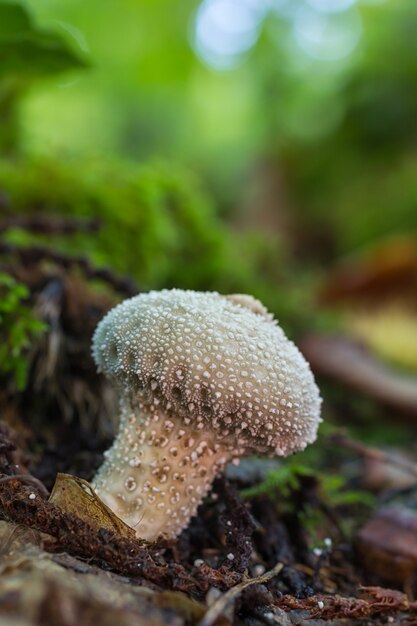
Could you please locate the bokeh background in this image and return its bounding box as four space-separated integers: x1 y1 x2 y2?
2 4 417 595
1 0 417 436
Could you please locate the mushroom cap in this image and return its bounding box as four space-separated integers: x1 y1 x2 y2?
93 290 321 457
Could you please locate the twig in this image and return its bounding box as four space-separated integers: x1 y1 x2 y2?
329 433 417 479
0 242 139 297
198 562 284 626
0 215 101 235
274 586 416 620
302 334 417 416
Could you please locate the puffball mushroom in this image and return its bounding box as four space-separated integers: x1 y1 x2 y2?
92 289 321 540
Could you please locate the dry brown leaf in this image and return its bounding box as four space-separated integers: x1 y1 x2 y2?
49 473 136 540
319 234 417 306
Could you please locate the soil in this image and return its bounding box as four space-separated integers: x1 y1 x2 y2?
1 255 417 626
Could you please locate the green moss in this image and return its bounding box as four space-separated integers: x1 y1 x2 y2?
0 158 252 291
0 156 332 339
0 272 45 390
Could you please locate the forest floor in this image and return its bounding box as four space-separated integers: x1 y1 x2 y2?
1 241 417 626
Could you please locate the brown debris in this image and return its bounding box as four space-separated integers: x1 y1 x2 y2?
215 479 256 574
0 242 138 298
356 508 417 587
0 477 193 592
0 215 101 236
0 522 196 626
198 562 283 626
319 234 417 306
330 433 417 481
0 478 242 596
0 423 48 499
0 475 49 499
0 422 29 477
275 585 416 620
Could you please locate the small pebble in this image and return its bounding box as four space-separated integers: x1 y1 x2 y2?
227 553 235 561
28 493 36 500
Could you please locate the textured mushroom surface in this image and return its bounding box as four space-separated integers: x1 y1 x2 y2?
92 290 322 540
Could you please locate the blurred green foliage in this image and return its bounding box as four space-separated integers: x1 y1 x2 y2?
1 0 416 326
0 0 86 153
0 272 45 390
0 155 320 336
285 1 417 256
5 0 414 265
241 462 316 501
242 459 373 508
241 458 374 540
0 157 254 291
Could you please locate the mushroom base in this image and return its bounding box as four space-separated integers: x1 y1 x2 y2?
91 399 235 540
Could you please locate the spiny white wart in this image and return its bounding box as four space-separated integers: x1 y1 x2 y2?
92 290 322 540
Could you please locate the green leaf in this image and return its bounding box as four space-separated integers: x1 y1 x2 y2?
0 3 31 40
0 1 87 81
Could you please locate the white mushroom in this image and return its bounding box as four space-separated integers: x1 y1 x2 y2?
91 289 322 540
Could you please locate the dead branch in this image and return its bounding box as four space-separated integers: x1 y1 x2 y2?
198 562 283 626
275 586 416 620
329 432 417 480
302 334 417 417
0 242 139 297
0 215 100 236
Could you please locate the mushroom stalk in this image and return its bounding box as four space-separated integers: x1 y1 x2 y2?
92 396 236 540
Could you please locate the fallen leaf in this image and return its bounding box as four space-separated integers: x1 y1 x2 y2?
319 234 417 306
49 473 136 540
